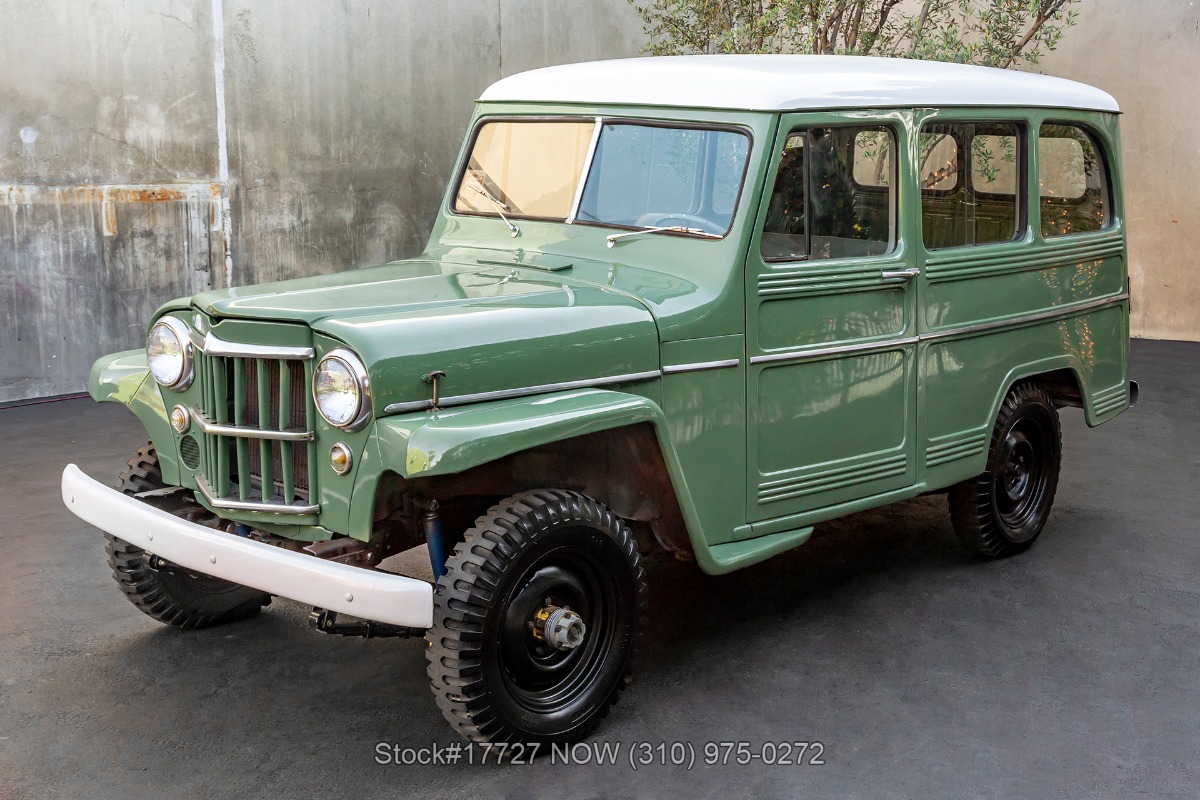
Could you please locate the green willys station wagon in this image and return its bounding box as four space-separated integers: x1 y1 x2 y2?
62 55 1137 745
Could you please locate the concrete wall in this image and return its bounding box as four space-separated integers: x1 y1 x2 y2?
1 1 224 402
0 0 645 402
1034 0 1200 344
2 0 1196 402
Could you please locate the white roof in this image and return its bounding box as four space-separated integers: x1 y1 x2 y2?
481 55 1119 113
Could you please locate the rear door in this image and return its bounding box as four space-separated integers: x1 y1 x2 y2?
744 113 918 526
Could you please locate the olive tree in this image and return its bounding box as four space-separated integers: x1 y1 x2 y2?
628 0 1081 69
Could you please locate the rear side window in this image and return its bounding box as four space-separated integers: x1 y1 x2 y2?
920 122 1023 249
761 126 896 262
1039 124 1111 237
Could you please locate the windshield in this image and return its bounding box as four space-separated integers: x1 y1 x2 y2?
454 119 751 238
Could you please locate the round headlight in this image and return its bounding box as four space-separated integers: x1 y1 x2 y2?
146 317 193 390
313 349 371 431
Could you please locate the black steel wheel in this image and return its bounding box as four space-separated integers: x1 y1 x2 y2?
427 490 645 745
106 444 270 630
949 382 1062 558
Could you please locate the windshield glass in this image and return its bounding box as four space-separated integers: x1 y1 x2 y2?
454 120 594 219
453 119 751 237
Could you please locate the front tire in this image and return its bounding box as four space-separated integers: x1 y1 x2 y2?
106 444 270 630
949 382 1062 558
426 490 645 745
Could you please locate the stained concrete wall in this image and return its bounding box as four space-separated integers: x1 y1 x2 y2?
0 0 645 402
2 0 1197 403
1 1 225 401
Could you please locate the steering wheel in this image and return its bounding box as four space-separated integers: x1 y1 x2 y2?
633 212 722 235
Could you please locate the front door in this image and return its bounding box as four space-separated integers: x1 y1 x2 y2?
745 113 918 526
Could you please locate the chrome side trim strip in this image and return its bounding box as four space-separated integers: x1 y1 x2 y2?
195 474 320 515
748 293 1130 367
566 117 604 224
190 330 314 360
190 408 314 441
750 337 918 366
384 370 662 415
921 292 1129 342
662 359 741 375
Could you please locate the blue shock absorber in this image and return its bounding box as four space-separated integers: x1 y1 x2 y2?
423 501 447 580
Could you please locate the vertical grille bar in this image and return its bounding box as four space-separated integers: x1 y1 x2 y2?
278 359 295 504
197 348 212 487
256 360 274 501
291 363 309 495
214 356 231 496
232 359 250 501
207 354 219 486
305 359 318 495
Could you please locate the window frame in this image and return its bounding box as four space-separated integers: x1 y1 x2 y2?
760 123 900 264
448 114 755 242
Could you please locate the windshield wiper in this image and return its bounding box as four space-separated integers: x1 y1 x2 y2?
467 181 520 238
605 226 720 248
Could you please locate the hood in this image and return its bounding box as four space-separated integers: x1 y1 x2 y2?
191 258 661 415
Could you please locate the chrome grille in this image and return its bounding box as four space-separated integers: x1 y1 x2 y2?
190 333 318 515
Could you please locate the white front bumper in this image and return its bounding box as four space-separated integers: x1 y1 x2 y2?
61 464 433 628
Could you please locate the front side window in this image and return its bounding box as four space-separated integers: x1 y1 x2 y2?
761 126 896 262
1038 123 1110 237
454 118 751 238
920 122 1023 249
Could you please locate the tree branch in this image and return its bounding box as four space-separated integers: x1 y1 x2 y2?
999 0 1068 67
908 0 934 55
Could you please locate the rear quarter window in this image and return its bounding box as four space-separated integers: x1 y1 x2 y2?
1038 123 1111 237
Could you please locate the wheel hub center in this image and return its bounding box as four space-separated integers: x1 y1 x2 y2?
530 603 586 651
1003 440 1034 500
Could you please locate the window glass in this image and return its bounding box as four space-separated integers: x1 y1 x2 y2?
920 122 1022 249
972 134 1019 195
1039 124 1110 237
919 132 959 191
853 130 892 187
576 123 749 235
761 126 895 262
455 120 594 219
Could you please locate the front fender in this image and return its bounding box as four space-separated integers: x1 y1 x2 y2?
377 389 664 479
88 350 180 483
348 388 718 572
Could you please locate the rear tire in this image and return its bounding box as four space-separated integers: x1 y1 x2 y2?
426 490 645 745
949 382 1062 558
106 444 269 630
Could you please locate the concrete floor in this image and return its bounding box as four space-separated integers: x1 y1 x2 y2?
1 339 1196 800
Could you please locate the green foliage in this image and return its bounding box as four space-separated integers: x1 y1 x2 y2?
629 0 1080 69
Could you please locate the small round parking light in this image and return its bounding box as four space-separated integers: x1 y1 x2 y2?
329 442 353 475
169 404 191 433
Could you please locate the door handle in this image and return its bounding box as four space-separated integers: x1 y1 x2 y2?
881 268 920 282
